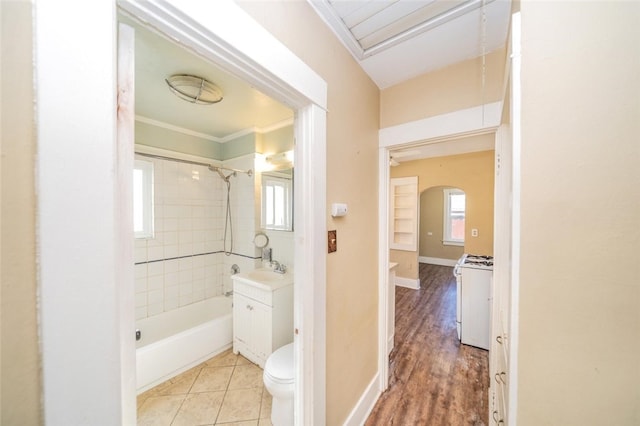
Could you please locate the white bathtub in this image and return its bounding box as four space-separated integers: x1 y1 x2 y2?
136 296 232 393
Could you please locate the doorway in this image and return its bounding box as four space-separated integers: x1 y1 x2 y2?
117 4 328 424
377 102 502 389
36 2 327 424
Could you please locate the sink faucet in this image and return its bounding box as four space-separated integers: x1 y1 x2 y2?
271 260 287 274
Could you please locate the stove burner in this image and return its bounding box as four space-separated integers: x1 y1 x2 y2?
465 260 493 267
466 254 493 261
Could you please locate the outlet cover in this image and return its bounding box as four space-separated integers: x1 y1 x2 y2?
328 230 337 253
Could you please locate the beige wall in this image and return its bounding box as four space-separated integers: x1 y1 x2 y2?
517 2 640 424
390 147 495 279
381 48 506 128
419 186 465 261
236 2 380 424
0 2 42 424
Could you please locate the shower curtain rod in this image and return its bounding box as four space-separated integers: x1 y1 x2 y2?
135 151 253 177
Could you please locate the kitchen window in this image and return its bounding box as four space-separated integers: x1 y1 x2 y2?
133 159 154 239
443 188 465 246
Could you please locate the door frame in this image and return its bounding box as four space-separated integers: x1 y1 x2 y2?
377 102 503 390
37 1 327 424
118 2 329 425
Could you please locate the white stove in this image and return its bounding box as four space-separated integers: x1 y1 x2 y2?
454 254 493 350
460 254 494 270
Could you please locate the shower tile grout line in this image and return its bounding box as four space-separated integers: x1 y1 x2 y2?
135 250 260 266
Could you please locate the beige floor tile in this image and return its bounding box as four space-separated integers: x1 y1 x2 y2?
137 394 185 426
259 390 272 421
148 366 202 396
257 418 273 426
205 349 239 368
171 391 225 426
215 421 258 426
235 355 252 366
228 364 264 390
191 366 234 393
216 388 263 424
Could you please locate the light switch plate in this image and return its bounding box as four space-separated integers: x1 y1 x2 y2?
328 230 337 253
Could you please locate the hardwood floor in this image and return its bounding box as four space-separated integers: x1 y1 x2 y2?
365 263 489 426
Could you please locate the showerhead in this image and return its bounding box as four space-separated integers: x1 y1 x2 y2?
209 166 236 182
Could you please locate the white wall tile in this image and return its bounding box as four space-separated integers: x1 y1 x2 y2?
134 153 268 320
135 263 147 279
147 303 163 317
135 292 147 308
135 307 147 321
147 261 163 277
148 275 163 291
135 278 147 294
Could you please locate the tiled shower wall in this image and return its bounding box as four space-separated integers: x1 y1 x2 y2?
133 151 294 321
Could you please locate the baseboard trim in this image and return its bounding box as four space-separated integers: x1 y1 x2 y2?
418 256 458 267
395 276 420 290
342 372 381 426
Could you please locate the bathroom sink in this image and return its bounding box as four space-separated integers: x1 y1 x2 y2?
231 268 293 290
248 269 287 282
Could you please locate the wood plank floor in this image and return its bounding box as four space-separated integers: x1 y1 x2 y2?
365 263 489 426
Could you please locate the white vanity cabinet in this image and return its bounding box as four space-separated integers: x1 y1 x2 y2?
231 275 293 368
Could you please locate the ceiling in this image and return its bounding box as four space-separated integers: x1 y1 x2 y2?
121 0 511 161
308 0 512 89
120 15 294 142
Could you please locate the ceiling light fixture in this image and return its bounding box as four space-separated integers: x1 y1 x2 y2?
165 74 223 105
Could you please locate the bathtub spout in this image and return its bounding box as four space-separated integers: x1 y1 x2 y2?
224 291 233 297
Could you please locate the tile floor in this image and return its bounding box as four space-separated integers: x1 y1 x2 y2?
137 349 272 426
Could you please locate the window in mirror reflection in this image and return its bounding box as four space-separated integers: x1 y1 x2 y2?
262 172 293 231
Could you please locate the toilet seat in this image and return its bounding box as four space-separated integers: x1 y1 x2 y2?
264 343 294 384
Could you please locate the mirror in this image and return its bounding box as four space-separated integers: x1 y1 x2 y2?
253 232 270 248
261 168 293 231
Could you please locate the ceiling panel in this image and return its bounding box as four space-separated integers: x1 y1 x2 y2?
309 0 511 88
350 1 428 41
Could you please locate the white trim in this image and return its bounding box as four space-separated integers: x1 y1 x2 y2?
136 115 296 144
219 117 295 143
293 104 327 426
377 103 504 408
135 115 220 141
418 256 458 267
377 146 391 391
342 373 381 426
379 101 502 148
36 2 125 423
395 276 420 290
117 22 137 424
38 0 327 424
508 11 522 426
134 144 223 164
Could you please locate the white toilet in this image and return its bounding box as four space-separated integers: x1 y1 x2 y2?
263 343 294 426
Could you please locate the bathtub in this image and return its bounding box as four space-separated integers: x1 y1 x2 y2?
136 296 232 393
